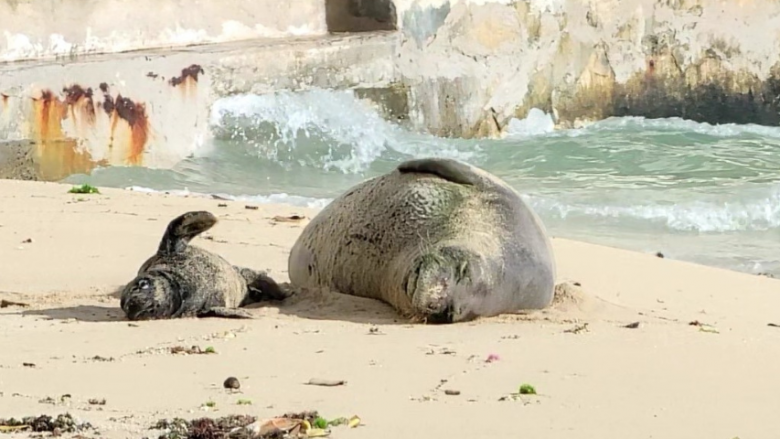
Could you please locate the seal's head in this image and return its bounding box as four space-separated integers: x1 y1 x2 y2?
405 246 485 324
120 274 182 321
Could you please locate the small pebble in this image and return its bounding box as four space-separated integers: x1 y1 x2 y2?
655 252 664 258
223 377 241 390
444 389 461 396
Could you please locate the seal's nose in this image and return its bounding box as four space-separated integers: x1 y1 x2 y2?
426 305 454 324
121 297 147 321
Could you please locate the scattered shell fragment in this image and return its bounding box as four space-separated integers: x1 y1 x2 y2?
348 415 361 428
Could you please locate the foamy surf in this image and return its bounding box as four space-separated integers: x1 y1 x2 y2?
525 185 780 233
126 186 333 210
209 89 478 175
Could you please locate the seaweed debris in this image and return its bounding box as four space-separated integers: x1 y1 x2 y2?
151 412 324 439
0 413 93 434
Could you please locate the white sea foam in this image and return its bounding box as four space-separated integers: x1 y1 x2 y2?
503 108 556 139
525 185 780 233
209 89 477 174
569 116 780 139
125 186 332 210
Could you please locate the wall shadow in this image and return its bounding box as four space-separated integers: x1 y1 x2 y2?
326 0 398 33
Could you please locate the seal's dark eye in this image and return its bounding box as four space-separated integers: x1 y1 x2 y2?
138 279 151 290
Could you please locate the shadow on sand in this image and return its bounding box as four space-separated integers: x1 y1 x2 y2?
13 282 613 326
15 283 408 325
21 305 127 323
261 283 406 325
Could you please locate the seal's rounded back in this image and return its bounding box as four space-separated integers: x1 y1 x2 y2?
288 157 556 322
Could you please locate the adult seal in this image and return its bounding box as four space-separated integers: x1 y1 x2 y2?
120 210 286 321
288 157 556 323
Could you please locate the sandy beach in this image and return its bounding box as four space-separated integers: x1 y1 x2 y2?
1 178 779 439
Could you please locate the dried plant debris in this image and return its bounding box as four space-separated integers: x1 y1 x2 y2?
0 413 93 434
564 323 589 334
271 215 306 224
169 345 217 355
689 320 719 333
152 415 254 439
0 299 29 308
151 411 361 439
305 379 345 387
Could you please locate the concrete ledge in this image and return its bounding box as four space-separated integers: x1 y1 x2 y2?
0 32 400 180
0 0 329 62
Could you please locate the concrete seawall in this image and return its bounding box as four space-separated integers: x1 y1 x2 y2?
0 32 399 180
2 0 780 180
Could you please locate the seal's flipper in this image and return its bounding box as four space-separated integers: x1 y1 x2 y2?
197 307 256 319
397 158 482 187
235 267 292 305
158 211 218 255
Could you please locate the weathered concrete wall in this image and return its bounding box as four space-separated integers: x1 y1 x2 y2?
0 33 398 180
3 0 780 181
0 0 328 62
394 0 780 137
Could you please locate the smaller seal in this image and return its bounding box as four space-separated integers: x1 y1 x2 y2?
120 210 286 321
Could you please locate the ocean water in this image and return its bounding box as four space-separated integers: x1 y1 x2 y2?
65 89 780 277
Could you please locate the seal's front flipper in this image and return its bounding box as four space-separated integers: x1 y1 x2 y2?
236 267 293 304
159 211 219 255
197 307 256 319
397 157 482 186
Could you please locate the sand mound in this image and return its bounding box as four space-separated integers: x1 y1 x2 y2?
482 280 637 325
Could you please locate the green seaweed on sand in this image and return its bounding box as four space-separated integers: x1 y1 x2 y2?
68 184 100 194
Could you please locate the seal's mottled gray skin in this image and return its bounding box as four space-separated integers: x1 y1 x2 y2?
120 211 286 321
288 157 556 323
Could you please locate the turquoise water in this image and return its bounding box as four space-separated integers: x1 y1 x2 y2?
65 89 780 277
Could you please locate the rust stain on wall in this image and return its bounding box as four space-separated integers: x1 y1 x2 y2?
170 64 204 86
169 64 205 98
29 89 105 181
27 84 151 179
101 88 149 166
63 85 96 126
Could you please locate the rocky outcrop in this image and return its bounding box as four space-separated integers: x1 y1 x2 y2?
396 0 780 137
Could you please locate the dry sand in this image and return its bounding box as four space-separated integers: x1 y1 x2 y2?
1 179 779 438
